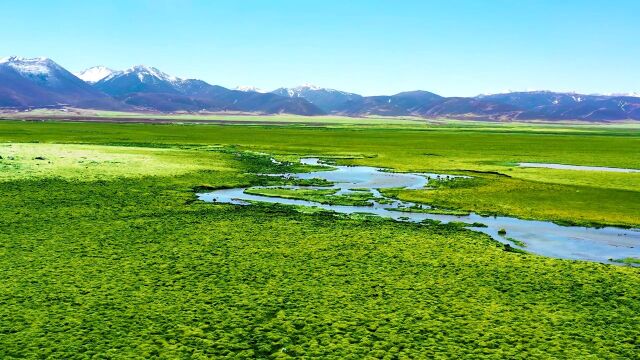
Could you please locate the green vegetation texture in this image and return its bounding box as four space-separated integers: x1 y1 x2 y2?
0 119 639 358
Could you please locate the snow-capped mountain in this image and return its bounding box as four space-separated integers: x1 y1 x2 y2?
279 83 324 95
112 65 178 83
0 56 125 109
473 91 640 121
0 56 62 78
234 86 266 93
272 84 363 112
271 86 448 116
92 64 324 114
75 66 114 83
1 56 640 120
600 92 640 98
477 91 591 108
94 65 183 96
273 83 345 97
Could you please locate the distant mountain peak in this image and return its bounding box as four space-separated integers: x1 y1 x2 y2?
0 56 52 64
102 65 179 84
0 56 126 110
132 65 177 81
295 83 323 91
128 64 165 74
271 85 364 112
276 84 357 98
598 92 640 98
75 66 114 83
0 56 61 77
87 64 323 115
234 85 266 93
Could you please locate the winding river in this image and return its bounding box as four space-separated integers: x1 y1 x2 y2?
197 158 640 265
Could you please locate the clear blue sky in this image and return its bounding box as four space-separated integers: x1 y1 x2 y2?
2 0 639 96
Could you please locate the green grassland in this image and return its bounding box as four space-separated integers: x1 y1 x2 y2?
1 120 639 226
0 119 639 358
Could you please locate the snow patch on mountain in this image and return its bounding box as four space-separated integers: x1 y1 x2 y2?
278 84 357 97
601 92 640 98
0 56 60 77
75 66 114 83
234 86 266 93
296 83 322 91
104 65 180 84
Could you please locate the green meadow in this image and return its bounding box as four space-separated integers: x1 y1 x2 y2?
1 119 639 358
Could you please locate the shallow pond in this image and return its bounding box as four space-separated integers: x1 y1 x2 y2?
519 162 640 173
198 158 640 265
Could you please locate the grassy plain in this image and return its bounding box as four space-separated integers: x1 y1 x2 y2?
6 108 640 129
1 119 639 226
0 119 639 358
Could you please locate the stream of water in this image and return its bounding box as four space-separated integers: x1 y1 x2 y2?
197 158 640 265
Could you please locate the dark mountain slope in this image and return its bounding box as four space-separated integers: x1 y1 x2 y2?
94 66 324 115
0 57 125 110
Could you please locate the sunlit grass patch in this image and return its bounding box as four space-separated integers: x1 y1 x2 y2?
390 174 640 227
0 143 234 181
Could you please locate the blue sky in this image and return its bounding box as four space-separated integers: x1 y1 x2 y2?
2 0 639 96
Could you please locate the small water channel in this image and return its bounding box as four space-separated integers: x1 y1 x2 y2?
197 158 640 265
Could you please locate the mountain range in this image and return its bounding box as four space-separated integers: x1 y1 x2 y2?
0 57 123 110
1 56 639 121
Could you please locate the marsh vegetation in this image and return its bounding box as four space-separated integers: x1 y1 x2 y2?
0 119 638 358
